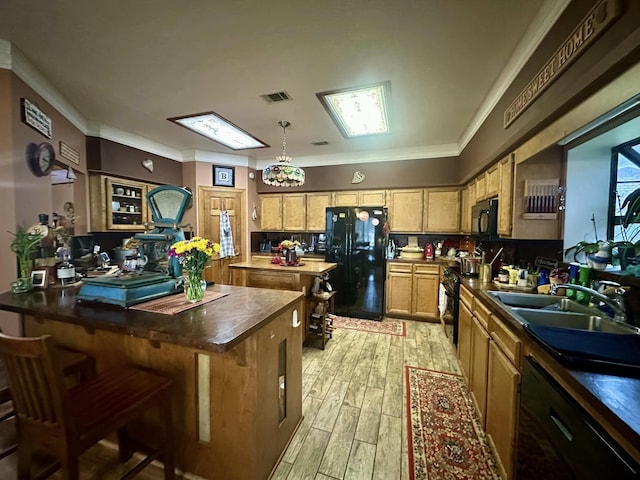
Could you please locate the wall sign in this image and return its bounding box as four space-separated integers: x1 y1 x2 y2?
21 98 52 138
59 141 80 165
503 0 621 128
213 165 235 187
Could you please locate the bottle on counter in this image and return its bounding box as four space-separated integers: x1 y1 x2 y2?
575 266 592 305
566 262 580 300
56 249 76 285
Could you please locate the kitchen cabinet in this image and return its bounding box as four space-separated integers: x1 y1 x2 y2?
486 165 499 199
475 174 487 203
305 193 332 231
460 186 472 234
389 189 423 232
260 194 284 230
333 190 387 206
498 154 514 236
457 285 522 479
89 175 157 231
385 262 439 319
424 187 460 233
282 194 306 231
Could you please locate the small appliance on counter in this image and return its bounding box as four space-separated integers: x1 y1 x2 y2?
460 256 482 277
77 185 192 307
399 236 424 260
424 242 434 259
316 234 327 253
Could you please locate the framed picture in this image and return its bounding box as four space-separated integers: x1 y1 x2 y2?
213 165 235 187
31 269 48 288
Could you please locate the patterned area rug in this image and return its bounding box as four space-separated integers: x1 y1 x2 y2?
331 315 406 336
406 366 501 480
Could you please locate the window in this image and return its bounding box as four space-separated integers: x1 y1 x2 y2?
609 136 640 243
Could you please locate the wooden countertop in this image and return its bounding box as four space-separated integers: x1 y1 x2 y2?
460 277 640 463
0 284 304 353
229 260 337 275
387 257 459 266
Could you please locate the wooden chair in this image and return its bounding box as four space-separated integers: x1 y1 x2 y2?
0 333 174 480
0 346 95 461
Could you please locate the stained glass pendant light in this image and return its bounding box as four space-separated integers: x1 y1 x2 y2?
262 121 305 187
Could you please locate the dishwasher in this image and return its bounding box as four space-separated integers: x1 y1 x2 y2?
517 356 639 479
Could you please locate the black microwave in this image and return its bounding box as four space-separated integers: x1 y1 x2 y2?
471 198 499 240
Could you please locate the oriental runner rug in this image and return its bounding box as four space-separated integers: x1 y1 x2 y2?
406 366 501 480
331 315 406 336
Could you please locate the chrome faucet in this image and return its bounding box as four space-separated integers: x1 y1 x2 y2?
550 282 629 324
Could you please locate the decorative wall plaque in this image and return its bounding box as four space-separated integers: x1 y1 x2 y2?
21 98 52 138
59 141 79 165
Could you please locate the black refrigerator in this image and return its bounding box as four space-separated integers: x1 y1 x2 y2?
325 206 388 320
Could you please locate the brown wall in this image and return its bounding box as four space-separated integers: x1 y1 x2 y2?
459 0 640 181
257 156 459 193
87 136 182 185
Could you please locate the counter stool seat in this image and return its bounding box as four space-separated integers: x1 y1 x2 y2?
0 333 173 480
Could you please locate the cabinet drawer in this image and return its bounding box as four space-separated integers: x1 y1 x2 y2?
246 271 297 290
489 314 522 369
414 264 439 275
387 262 413 274
460 285 474 309
474 300 491 329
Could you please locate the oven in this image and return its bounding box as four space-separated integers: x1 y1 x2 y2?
439 266 460 346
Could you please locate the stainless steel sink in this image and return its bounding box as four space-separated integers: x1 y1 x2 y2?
509 308 640 334
485 290 640 335
486 291 562 309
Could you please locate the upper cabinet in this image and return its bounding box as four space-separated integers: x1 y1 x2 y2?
485 165 499 199
282 194 307 231
389 189 423 232
333 190 387 206
460 185 472 234
259 194 284 231
498 154 514 237
475 174 487 203
424 188 461 233
89 175 158 231
306 193 332 232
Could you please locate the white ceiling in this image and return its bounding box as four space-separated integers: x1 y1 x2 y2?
0 1 568 168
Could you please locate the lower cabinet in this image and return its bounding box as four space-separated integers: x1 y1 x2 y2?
457 285 522 479
385 262 439 320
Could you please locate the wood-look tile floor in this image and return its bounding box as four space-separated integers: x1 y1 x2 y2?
0 319 459 480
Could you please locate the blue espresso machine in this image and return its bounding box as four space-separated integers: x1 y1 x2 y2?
78 185 193 307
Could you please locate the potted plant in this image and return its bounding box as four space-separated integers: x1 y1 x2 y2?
8 227 44 293
615 187 640 269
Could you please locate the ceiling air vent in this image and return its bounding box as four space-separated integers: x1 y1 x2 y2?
312 141 329 146
260 91 293 103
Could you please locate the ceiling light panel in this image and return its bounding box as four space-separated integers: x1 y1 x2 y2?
167 111 268 150
317 81 391 138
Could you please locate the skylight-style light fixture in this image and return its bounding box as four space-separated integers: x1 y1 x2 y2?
316 81 391 138
262 121 305 187
167 111 268 150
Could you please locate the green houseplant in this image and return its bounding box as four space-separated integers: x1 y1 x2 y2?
8 227 44 293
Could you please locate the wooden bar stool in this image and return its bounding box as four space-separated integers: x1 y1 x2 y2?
0 333 174 480
0 346 95 462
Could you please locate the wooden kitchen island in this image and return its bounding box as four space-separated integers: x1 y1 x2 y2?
0 284 304 480
229 258 337 344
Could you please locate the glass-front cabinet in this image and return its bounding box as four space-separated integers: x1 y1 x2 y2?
89 175 158 231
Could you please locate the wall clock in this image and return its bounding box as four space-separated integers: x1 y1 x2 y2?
27 142 56 177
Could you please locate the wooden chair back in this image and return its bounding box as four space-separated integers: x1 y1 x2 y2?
0 333 73 454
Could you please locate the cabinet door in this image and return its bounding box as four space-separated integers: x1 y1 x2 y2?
412 265 439 319
333 191 359 206
360 190 387 206
385 264 413 316
460 186 471 234
498 154 514 236
260 195 283 230
486 165 499 198
470 316 490 427
306 193 331 231
424 188 460 233
389 189 423 232
486 341 520 480
282 194 306 231
457 300 473 381
475 174 487 202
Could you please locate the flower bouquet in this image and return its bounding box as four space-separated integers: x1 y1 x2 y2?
279 239 300 251
168 236 220 302
279 240 301 265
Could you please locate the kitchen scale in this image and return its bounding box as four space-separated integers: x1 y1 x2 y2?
78 185 193 307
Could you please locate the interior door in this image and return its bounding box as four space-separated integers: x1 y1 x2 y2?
198 187 245 284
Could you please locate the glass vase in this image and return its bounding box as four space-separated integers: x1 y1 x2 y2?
184 271 205 303
11 277 33 294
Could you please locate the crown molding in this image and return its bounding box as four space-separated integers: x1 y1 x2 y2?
0 39 11 69
458 0 570 152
